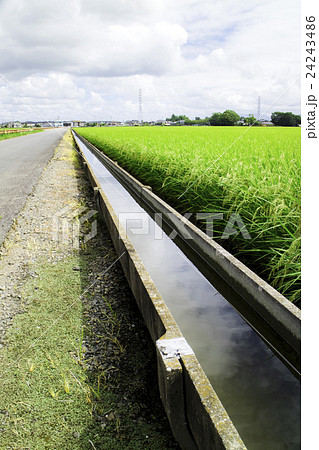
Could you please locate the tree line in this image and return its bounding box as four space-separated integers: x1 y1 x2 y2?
166 111 301 127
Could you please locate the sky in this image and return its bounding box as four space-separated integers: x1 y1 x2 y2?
0 0 300 122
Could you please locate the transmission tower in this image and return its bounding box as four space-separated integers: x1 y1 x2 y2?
138 88 143 123
257 96 261 119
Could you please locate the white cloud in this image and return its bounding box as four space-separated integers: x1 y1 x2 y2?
0 0 187 79
77 21 187 77
16 74 85 100
0 0 300 121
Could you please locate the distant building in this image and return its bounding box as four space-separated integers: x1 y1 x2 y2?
53 121 63 127
35 122 53 128
104 121 123 127
125 120 140 126
155 120 170 126
72 120 86 127
62 121 85 127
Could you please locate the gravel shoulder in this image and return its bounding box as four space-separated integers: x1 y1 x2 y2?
0 131 179 448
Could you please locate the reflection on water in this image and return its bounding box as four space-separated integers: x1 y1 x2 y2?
77 137 301 450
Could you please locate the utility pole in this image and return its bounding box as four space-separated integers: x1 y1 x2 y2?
138 88 143 123
257 96 261 119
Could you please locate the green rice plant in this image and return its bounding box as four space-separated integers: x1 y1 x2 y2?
77 126 301 305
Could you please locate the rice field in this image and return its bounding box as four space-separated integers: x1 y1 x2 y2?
76 126 301 305
0 129 42 141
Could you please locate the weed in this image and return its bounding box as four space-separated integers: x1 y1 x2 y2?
102 295 118 324
49 388 60 398
73 325 86 364
26 359 35 373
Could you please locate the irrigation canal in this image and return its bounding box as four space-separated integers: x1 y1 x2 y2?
73 132 300 450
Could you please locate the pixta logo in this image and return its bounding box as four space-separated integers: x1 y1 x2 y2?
118 211 251 240
52 205 98 248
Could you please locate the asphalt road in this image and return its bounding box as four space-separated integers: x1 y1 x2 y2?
0 128 67 246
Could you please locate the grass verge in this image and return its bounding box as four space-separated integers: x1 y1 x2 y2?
0 249 179 449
